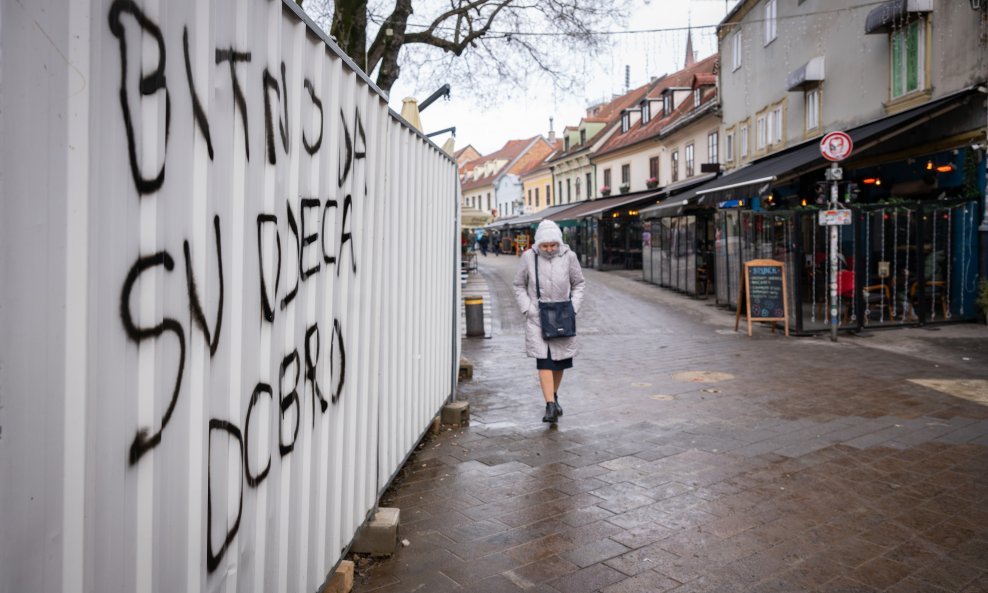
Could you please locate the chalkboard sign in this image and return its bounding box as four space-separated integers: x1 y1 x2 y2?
735 259 789 336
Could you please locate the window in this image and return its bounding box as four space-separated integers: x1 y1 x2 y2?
564 137 570 151
546 184 552 206
621 113 630 133
575 176 581 198
725 129 735 162
566 178 572 202
891 19 925 99
527 188 532 207
685 144 695 178
755 114 767 150
535 187 540 208
731 30 742 71
580 129 587 144
693 89 702 108
663 94 673 115
603 168 612 190
739 124 749 159
764 105 783 146
586 173 592 198
707 132 719 164
805 88 820 131
621 164 630 185
764 0 777 45
486 193 491 211
558 181 563 202
671 150 679 182
649 156 659 180
642 102 651 124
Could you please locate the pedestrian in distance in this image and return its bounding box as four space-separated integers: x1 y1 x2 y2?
512 220 586 424
478 233 489 257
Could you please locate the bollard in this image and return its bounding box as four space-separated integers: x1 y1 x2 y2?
465 296 484 337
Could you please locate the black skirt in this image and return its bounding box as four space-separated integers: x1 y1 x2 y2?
536 345 573 370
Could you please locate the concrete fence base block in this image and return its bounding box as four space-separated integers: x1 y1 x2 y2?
459 357 474 381
442 401 470 426
322 560 354 593
351 508 400 556
430 416 442 435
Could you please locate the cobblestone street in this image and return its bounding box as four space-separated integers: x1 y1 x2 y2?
357 255 988 593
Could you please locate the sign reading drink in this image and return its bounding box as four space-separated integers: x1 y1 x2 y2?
735 259 790 336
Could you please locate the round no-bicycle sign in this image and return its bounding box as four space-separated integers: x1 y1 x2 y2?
820 131 853 161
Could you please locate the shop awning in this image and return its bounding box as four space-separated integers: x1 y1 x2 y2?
461 207 493 228
657 173 719 197
547 191 662 222
690 87 975 206
865 0 932 34
501 203 584 229
640 197 697 218
787 56 825 91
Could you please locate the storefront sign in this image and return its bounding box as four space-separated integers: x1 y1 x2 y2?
735 259 790 337
818 209 852 226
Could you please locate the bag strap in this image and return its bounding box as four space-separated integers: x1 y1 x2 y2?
534 251 541 300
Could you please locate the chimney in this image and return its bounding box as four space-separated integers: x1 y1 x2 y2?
548 117 556 143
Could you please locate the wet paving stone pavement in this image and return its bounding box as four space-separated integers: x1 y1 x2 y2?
356 256 988 593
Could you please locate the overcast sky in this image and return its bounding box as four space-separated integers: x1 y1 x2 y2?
386 0 741 155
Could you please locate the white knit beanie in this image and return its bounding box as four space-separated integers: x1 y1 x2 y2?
534 220 563 249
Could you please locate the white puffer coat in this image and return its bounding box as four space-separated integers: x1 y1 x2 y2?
512 244 586 360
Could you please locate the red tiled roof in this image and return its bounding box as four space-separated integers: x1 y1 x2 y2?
517 140 561 178
593 55 718 159
548 83 654 162
460 136 543 192
692 73 717 88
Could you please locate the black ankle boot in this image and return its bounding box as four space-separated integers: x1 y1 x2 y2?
542 402 559 423
554 393 563 416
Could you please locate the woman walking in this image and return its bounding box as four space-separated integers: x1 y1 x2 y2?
513 220 586 424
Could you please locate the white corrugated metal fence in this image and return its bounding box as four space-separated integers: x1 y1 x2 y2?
0 0 461 591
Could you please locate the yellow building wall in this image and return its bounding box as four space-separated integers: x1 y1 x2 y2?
521 171 555 213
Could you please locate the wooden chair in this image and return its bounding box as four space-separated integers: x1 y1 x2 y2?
861 283 893 324
909 280 949 320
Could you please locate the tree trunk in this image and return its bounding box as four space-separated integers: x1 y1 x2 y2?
331 0 368 73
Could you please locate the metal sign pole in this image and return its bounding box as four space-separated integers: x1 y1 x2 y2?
829 162 840 342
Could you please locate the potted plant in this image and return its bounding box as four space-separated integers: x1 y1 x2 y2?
645 177 659 189
619 183 631 194
600 186 611 197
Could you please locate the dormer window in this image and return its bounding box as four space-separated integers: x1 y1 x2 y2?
564 136 570 151
621 112 631 133
580 129 587 144
642 101 651 124
693 89 701 108
663 94 673 116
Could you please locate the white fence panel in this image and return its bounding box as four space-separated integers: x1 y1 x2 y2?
0 1 459 592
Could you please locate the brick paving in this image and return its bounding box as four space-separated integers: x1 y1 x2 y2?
357 256 988 593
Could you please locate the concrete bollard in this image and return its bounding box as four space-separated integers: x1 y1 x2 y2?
465 295 484 337
351 508 400 556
